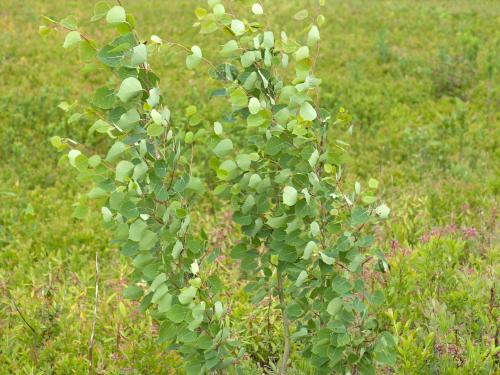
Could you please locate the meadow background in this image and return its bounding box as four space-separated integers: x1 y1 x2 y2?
0 0 499 373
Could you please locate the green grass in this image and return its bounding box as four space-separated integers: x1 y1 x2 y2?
1 0 498 373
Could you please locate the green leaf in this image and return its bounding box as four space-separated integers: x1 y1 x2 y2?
124 285 143 300
150 273 167 292
295 46 310 61
241 51 256 68
91 1 109 21
320 252 334 265
178 286 197 304
218 160 239 181
230 19 245 36
285 303 303 318
167 304 188 323
327 297 342 316
139 230 157 250
230 88 248 111
92 87 115 109
293 9 309 20
106 141 127 162
368 178 379 189
264 137 286 156
308 149 319 168
50 136 66 151
129 219 147 242
375 204 390 219
115 160 134 182
63 31 81 49
251 3 264 15
283 186 298 206
267 214 287 229
248 97 261 114
147 122 164 137
186 176 205 193
351 207 370 226
152 284 169 303
157 293 173 313
117 77 142 102
220 40 239 56
213 139 233 158
295 270 308 287
213 3 225 15
263 31 274 49
131 43 147 66
279 245 298 262
300 101 317 121
291 327 308 340
236 154 252 170
247 113 265 127
307 25 320 46
147 87 160 107
213 121 223 135
302 241 317 260
118 108 140 131
172 240 183 259
60 15 78 30
214 301 224 319
106 6 126 24
310 221 320 237
186 45 202 69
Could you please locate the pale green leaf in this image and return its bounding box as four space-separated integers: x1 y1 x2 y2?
263 31 274 49
295 46 310 61
248 97 261 115
300 101 317 121
302 241 317 260
368 178 379 189
220 40 239 56
213 139 233 158
214 301 224 318
375 204 390 219
327 297 343 316
307 25 320 46
115 160 134 182
251 3 264 15
106 6 126 24
308 149 319 168
63 31 81 49
293 9 309 20
213 4 225 15
178 286 197 304
131 43 147 66
117 77 142 102
295 270 307 287
283 186 298 206
320 252 334 265
106 142 127 162
213 121 223 135
230 19 245 36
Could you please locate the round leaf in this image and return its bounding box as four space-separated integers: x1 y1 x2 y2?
283 186 298 206
117 77 142 102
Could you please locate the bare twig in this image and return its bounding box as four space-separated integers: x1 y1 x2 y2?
277 271 290 375
9 294 39 366
88 252 99 375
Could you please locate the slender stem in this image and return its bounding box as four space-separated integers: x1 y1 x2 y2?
88 252 99 375
277 271 290 375
9 294 38 366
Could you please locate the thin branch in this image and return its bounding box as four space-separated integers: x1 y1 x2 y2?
88 252 99 375
9 294 39 366
277 271 290 375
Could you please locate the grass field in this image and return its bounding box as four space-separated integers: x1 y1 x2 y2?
1 0 499 373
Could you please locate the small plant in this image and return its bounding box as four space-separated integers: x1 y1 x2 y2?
42 1 395 373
